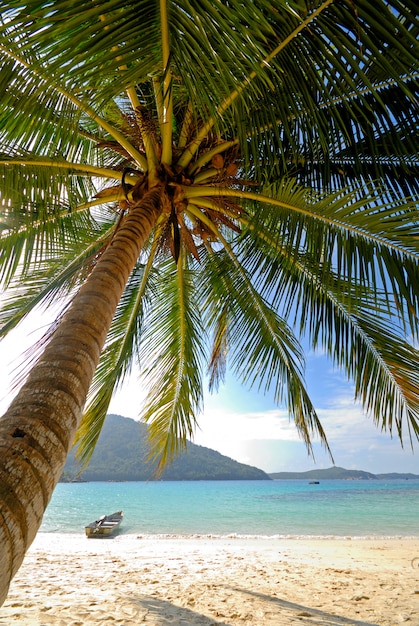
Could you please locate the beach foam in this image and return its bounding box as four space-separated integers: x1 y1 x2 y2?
1 533 418 625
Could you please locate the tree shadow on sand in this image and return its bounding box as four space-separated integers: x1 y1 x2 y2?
130 596 231 625
229 587 380 626
128 589 380 626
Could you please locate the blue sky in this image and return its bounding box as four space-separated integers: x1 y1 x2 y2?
107 351 419 475
1 309 418 475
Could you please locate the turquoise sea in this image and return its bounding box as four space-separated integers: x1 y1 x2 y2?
41 479 419 539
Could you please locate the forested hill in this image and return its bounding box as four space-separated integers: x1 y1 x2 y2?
61 414 269 482
269 466 419 480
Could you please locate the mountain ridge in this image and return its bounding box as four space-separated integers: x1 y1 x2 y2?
61 414 270 481
62 415 418 482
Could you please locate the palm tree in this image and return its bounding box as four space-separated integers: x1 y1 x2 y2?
0 0 418 604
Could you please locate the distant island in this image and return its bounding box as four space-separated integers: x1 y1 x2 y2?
61 414 270 482
269 466 419 480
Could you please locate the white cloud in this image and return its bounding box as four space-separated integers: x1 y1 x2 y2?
193 389 418 474
196 406 300 442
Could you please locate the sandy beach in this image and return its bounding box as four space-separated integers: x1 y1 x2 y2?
1 534 418 625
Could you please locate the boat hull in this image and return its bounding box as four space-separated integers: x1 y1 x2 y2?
85 511 123 537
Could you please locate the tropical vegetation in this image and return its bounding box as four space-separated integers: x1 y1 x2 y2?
0 0 418 604
61 414 269 482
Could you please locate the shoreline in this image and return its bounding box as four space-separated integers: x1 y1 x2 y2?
2 534 418 625
40 530 419 540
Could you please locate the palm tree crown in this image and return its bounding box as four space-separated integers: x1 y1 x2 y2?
0 0 418 472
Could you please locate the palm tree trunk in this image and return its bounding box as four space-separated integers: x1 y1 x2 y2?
0 187 163 605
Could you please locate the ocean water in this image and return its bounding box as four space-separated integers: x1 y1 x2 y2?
40 479 419 539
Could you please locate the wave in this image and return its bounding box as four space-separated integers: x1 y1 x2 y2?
39 530 419 541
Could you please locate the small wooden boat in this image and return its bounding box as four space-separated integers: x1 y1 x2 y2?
85 511 123 537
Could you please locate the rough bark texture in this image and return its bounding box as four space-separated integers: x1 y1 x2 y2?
0 187 163 605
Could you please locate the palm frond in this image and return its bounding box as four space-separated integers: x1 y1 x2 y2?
0 215 114 333
140 255 206 472
198 241 332 457
236 197 419 441
0 40 147 167
220 180 419 334
0 206 110 287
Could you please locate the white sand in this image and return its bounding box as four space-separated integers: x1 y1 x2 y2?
1 533 419 625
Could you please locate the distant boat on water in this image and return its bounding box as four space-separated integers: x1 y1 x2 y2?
309 481 320 484
85 510 124 537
